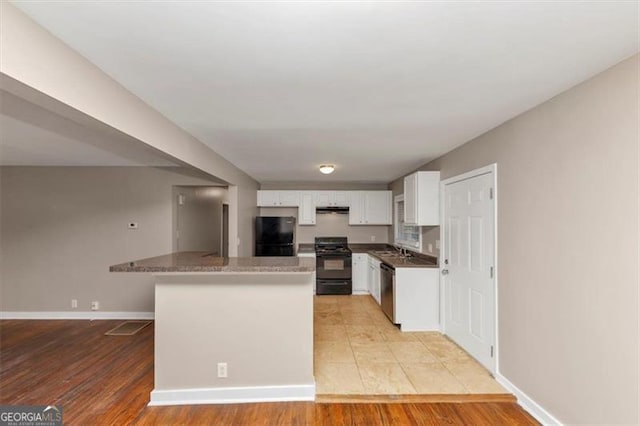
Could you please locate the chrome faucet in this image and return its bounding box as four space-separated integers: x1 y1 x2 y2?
395 246 409 257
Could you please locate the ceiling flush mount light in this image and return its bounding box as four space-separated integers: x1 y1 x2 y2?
319 164 335 175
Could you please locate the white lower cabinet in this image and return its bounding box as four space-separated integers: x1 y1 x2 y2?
355 252 439 331
298 252 316 294
352 253 369 294
367 255 381 304
394 268 439 331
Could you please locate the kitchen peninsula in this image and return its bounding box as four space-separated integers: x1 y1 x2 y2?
110 252 316 406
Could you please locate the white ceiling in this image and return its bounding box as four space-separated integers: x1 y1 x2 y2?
12 1 639 182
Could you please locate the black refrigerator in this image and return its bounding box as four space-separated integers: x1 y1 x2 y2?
255 217 296 256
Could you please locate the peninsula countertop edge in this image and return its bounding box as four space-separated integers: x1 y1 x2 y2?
109 251 316 273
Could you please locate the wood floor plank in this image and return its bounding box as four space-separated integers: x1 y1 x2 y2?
0 320 539 425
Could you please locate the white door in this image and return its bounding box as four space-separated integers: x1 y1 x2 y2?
443 171 495 372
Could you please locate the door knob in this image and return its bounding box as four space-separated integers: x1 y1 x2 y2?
441 269 449 275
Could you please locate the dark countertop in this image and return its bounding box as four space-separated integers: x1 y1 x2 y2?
373 255 438 268
298 243 392 254
110 252 316 273
348 243 394 253
297 243 438 268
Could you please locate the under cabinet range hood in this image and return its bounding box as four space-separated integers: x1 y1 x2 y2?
316 206 349 214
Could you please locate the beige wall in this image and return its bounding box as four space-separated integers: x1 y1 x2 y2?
153 273 314 399
0 166 227 313
258 207 390 246
389 55 639 424
0 3 259 257
236 185 258 257
173 186 226 253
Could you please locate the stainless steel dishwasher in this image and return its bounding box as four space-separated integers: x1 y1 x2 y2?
380 263 396 323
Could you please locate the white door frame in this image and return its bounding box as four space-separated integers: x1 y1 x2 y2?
439 163 498 373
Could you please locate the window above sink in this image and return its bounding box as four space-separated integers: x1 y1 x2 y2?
394 194 421 251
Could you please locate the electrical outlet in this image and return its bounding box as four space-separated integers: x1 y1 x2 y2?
435 239 440 249
128 222 138 229
217 362 228 378
370 235 376 242
428 243 433 253
91 301 99 311
71 299 78 309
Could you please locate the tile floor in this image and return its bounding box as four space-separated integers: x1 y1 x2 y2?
314 295 507 395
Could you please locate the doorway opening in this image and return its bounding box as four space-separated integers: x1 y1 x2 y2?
222 203 229 257
173 186 228 255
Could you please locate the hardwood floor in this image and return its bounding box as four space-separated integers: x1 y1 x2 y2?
0 320 539 425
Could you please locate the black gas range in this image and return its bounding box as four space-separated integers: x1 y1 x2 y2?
315 237 352 295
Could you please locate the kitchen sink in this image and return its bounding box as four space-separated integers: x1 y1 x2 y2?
371 250 412 258
371 250 398 255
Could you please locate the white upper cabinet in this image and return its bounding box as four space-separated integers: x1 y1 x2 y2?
298 192 316 225
315 191 350 207
257 190 299 207
364 191 392 224
257 189 391 226
334 191 350 207
349 191 392 225
257 190 278 206
403 172 440 226
279 191 300 207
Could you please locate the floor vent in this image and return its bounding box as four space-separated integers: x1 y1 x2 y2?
105 320 152 336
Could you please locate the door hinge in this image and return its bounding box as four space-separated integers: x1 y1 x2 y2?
489 187 494 199
490 345 494 358
490 266 494 278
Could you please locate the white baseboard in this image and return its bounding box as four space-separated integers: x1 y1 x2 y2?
149 384 316 406
352 290 370 295
495 373 562 425
0 311 154 320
